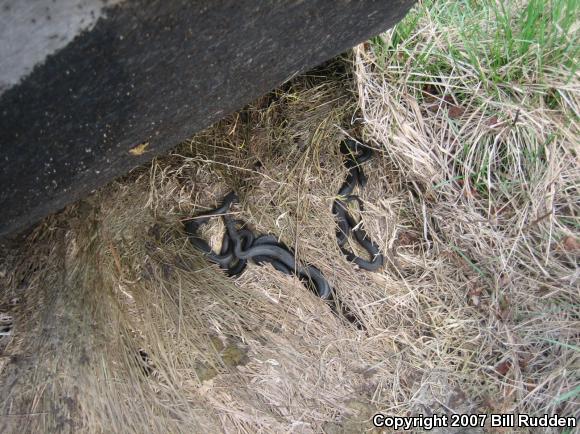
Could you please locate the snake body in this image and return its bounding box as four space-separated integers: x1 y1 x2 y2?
183 138 383 325
333 139 384 271
184 192 250 276
224 216 332 299
184 193 332 300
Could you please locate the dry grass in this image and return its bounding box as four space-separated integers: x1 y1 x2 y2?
354 0 579 423
0 1 578 432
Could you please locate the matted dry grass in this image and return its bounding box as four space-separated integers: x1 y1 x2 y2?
0 1 578 433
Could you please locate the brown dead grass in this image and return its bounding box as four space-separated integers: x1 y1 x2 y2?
0 6 579 432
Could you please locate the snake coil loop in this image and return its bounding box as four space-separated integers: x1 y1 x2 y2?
333 139 384 271
183 138 383 328
183 193 333 301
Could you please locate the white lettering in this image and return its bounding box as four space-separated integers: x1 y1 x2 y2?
372 414 384 427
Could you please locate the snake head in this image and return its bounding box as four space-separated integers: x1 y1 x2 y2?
222 191 239 207
183 219 201 235
340 139 373 165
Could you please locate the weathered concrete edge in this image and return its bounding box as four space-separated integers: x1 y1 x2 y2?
0 0 416 238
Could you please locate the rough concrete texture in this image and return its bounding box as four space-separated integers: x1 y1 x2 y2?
0 0 124 93
0 0 415 237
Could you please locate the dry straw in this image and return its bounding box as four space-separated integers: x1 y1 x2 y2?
0 1 578 432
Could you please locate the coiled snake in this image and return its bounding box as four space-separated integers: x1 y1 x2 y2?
183 138 383 325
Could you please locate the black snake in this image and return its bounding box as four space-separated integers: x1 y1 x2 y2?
333 139 384 271
183 138 383 325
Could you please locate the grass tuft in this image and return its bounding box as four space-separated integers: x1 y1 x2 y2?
356 0 579 420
